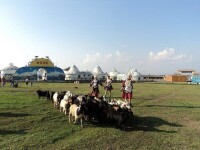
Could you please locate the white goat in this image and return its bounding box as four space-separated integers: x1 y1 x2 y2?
109 99 131 109
60 99 69 115
108 99 118 105
53 92 59 108
60 91 73 114
69 104 83 127
116 99 131 109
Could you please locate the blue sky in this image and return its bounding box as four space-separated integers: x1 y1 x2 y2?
0 0 199 74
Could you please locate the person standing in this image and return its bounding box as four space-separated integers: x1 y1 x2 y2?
121 80 126 100
90 76 103 99
104 75 113 99
10 77 14 87
121 74 134 106
25 78 29 85
1 76 6 87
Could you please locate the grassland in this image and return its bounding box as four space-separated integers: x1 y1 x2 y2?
0 82 200 150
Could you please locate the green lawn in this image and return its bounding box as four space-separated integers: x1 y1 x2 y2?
0 82 200 150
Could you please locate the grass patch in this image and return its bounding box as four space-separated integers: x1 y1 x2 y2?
0 82 200 149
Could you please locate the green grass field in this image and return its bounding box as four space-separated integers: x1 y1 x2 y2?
1 82 200 150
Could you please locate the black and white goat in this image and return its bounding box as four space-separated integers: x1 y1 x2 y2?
53 91 67 108
68 103 85 127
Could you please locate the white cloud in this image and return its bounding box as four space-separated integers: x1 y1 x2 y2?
149 48 175 61
173 54 192 61
83 51 124 65
149 51 154 57
82 51 133 72
105 53 113 59
149 48 191 62
133 48 194 74
116 51 120 56
83 52 101 64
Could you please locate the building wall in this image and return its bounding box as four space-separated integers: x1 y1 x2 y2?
29 58 54 67
13 67 65 81
191 75 200 84
165 75 187 82
65 74 80 80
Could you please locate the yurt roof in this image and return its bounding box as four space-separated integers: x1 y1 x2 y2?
65 65 80 74
63 67 70 71
109 68 119 76
127 69 142 77
93 66 104 75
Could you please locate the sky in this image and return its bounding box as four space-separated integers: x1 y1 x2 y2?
0 0 200 74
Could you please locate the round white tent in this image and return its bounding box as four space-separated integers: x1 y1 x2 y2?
1 63 19 80
117 69 144 81
92 66 106 80
127 69 144 81
109 68 120 80
117 74 126 81
64 65 80 80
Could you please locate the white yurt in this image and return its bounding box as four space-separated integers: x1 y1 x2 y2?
109 68 120 80
127 69 144 81
1 63 19 80
117 69 144 81
64 65 80 80
92 66 106 80
117 74 127 81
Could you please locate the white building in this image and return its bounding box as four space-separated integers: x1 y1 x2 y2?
1 63 19 80
64 65 81 80
117 69 144 81
177 69 196 78
80 71 93 80
109 68 120 80
92 66 106 80
127 69 144 81
117 74 126 81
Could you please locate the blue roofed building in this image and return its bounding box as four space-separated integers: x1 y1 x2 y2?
13 56 65 81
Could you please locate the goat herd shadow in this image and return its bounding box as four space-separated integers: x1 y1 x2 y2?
130 115 182 133
0 112 182 136
84 115 182 133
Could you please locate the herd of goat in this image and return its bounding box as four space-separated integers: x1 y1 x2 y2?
36 89 134 130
